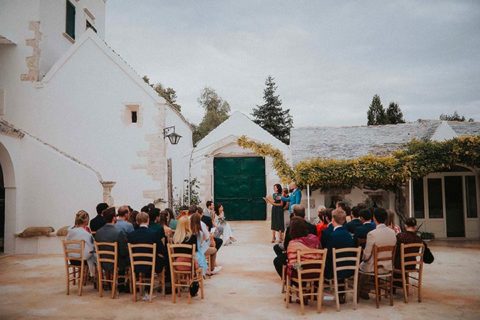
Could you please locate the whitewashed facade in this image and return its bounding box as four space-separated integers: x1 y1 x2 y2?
0 0 192 253
191 111 290 219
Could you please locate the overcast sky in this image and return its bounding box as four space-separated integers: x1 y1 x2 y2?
105 0 480 127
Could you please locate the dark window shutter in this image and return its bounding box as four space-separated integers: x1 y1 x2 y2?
66 1 76 39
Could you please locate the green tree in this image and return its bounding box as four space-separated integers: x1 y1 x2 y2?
143 75 181 112
439 111 474 122
386 102 405 124
193 87 231 144
367 94 387 125
252 76 293 144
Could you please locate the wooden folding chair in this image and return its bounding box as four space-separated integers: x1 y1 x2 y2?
285 248 327 315
393 243 424 303
326 247 362 311
359 245 395 308
128 243 156 302
281 264 287 293
168 243 204 304
62 240 88 296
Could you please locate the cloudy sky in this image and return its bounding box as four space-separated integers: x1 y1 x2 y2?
105 0 480 127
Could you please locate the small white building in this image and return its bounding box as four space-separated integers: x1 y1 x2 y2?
291 120 480 239
191 111 290 220
0 0 192 254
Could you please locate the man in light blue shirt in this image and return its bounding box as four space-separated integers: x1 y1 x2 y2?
115 205 134 234
281 182 302 213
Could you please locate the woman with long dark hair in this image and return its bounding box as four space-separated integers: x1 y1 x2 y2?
264 184 285 243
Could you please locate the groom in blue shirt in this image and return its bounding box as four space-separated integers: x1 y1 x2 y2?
281 182 302 212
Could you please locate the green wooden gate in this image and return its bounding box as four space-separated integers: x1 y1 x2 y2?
213 157 266 220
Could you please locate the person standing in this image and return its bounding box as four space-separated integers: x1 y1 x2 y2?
281 182 302 213
264 184 285 243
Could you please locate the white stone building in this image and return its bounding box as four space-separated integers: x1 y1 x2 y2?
291 120 480 239
191 111 290 221
0 0 193 254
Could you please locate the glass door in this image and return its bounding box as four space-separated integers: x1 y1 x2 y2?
444 176 465 237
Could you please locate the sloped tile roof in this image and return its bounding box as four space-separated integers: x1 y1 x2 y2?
291 120 480 164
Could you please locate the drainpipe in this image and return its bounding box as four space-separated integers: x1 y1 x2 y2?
408 178 413 218
307 184 311 222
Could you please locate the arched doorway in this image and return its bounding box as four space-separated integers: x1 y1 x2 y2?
0 142 16 253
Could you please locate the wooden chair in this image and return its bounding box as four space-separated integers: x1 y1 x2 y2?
359 245 395 308
325 247 362 311
285 248 327 315
393 243 424 303
281 264 286 293
94 241 132 299
62 240 88 296
128 243 157 302
167 243 204 303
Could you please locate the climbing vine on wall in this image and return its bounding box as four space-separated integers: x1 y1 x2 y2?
238 135 480 191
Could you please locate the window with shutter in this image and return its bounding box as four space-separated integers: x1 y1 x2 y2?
65 1 76 39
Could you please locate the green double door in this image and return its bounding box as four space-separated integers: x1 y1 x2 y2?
214 157 266 220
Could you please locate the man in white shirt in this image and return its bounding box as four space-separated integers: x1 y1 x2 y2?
359 208 397 299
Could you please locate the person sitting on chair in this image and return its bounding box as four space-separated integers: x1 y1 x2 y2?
95 207 129 292
67 210 96 277
115 205 134 235
324 209 355 304
345 204 365 234
358 208 396 300
90 203 108 232
127 212 168 300
353 209 376 248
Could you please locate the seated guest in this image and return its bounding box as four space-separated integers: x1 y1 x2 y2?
188 205 222 251
90 203 108 232
359 207 397 299
67 210 96 276
95 207 129 291
165 208 177 230
316 208 332 243
353 209 376 247
127 212 168 274
173 216 196 246
129 210 139 230
324 209 355 303
336 201 350 222
191 213 220 276
395 217 423 269
127 212 167 299
386 210 401 235
320 208 334 248
204 200 214 218
273 205 316 278
345 204 364 234
214 203 236 246
286 217 320 277
159 210 173 238
315 205 327 231
148 208 166 244
115 205 134 235
199 207 213 231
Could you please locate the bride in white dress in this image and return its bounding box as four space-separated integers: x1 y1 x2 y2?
214 203 236 246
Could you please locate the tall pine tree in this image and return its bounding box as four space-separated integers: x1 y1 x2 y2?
367 94 387 125
386 102 405 124
252 76 293 144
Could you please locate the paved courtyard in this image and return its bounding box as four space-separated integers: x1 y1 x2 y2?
0 221 479 320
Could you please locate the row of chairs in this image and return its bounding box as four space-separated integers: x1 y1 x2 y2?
62 240 204 303
283 243 424 314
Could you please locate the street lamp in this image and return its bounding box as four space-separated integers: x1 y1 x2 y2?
163 126 182 145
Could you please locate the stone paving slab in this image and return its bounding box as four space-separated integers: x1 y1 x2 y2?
0 221 479 319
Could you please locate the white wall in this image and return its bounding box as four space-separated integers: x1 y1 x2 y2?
165 107 193 205
0 133 101 254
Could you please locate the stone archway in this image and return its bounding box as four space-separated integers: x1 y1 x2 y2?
0 143 16 253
